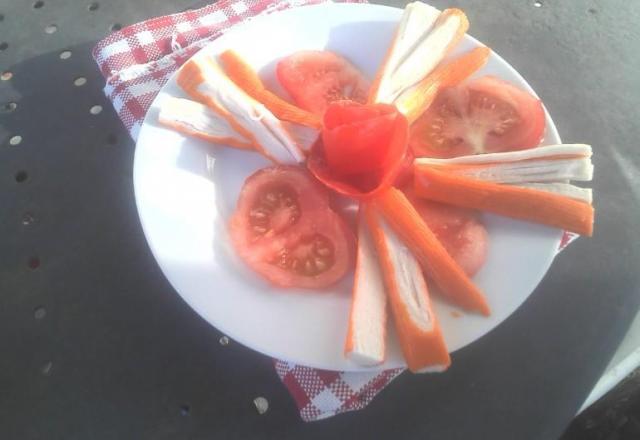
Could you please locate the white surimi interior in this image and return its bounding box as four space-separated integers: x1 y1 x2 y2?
280 121 319 153
390 11 462 104
374 2 441 103
415 143 592 166
158 97 250 144
346 217 387 366
378 214 433 332
434 157 594 183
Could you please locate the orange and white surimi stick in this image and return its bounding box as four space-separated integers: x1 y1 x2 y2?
413 166 595 236
374 187 491 316
415 144 594 202
344 207 388 366
370 4 469 104
158 97 254 150
364 204 451 373
177 57 306 164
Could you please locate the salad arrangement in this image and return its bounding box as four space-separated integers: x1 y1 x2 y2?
157 2 594 372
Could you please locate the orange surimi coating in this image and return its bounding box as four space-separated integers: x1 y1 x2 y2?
158 97 254 150
365 204 451 373
414 166 595 236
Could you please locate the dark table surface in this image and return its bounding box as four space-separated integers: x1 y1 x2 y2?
1 0 639 439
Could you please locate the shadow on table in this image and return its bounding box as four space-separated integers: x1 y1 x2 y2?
0 40 304 439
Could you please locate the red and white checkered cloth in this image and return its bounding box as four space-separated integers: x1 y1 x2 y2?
92 0 577 422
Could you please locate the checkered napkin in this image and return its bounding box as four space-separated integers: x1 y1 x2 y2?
92 0 577 422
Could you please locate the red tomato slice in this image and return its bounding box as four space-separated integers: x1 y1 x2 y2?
229 166 355 289
405 188 488 277
276 51 370 116
410 76 546 158
308 102 409 199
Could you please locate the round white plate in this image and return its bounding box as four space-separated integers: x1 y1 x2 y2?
134 3 562 371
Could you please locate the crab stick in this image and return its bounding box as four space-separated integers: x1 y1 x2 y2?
374 187 491 316
396 46 490 124
219 50 322 129
414 166 594 236
416 143 592 165
415 143 594 209
177 56 306 164
364 204 451 373
417 157 593 184
344 208 388 366
371 4 469 104
158 97 254 150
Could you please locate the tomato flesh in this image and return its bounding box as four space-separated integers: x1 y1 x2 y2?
405 189 488 277
229 166 355 289
410 76 546 158
276 51 370 116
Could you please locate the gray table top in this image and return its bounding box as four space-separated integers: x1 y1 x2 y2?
1 0 639 439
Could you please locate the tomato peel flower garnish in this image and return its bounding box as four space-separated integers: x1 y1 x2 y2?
307 101 409 199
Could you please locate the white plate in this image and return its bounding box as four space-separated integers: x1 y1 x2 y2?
134 3 562 371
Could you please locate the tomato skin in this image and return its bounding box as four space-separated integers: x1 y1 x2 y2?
322 101 402 175
276 51 370 115
410 76 546 158
308 102 409 199
229 166 355 289
404 188 488 277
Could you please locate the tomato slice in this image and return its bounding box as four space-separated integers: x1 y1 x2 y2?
276 51 370 115
405 188 488 277
410 76 546 158
308 102 409 199
229 166 355 289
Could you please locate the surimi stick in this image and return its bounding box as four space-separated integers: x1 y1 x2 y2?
371 5 469 104
414 166 594 236
374 187 491 316
177 57 306 164
344 207 388 366
364 204 451 373
280 121 319 154
419 158 594 184
415 144 592 165
219 50 322 129
369 2 441 103
158 97 254 150
415 144 594 202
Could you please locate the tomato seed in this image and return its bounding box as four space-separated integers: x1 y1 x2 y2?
253 225 267 234
304 259 315 275
250 209 267 219
314 258 328 271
